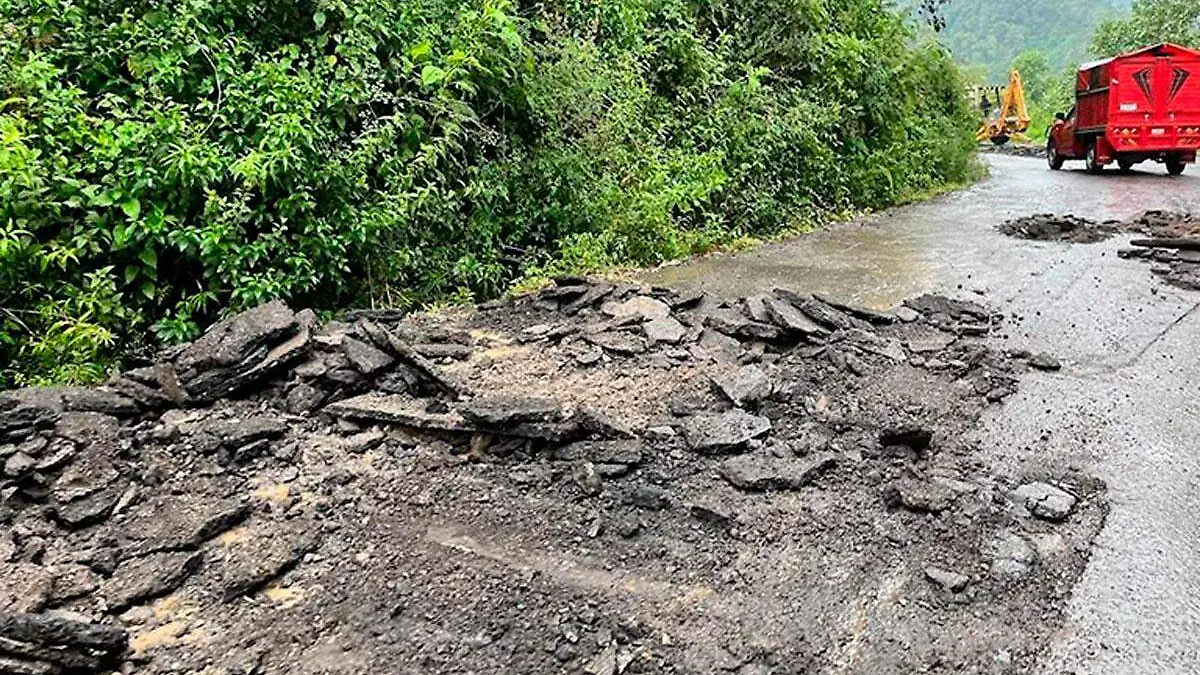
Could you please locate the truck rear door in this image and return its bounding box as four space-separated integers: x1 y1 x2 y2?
1113 55 1200 150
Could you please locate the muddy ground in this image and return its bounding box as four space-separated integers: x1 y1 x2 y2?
998 211 1200 290
1 279 1105 675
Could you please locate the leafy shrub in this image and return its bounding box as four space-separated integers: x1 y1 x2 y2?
0 0 976 386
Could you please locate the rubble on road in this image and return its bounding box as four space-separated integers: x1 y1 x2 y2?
979 143 1047 159
0 277 1107 674
999 210 1200 290
998 214 1119 244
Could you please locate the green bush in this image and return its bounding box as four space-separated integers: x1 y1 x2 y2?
1 0 976 386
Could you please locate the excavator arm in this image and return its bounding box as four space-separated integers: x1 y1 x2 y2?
977 70 1032 145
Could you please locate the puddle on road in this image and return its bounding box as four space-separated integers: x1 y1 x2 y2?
649 222 934 309
641 155 1200 310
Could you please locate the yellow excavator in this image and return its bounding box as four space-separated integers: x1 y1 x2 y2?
976 70 1031 146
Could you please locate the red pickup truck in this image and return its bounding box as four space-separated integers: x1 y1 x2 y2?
1048 43 1200 175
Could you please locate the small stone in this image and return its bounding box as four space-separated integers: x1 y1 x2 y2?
286 384 327 414
924 565 970 592
343 429 386 454
644 426 676 442
3 452 36 478
53 485 125 528
1011 482 1077 521
1029 353 1062 371
681 411 772 455
884 480 959 513
693 329 743 363
621 484 669 511
574 346 604 366
989 531 1036 580
571 462 603 497
894 306 920 323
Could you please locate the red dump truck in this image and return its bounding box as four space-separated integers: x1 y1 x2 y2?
1048 43 1200 175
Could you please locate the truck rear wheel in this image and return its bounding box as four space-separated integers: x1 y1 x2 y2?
1118 159 1134 173
1085 141 1104 175
1047 140 1065 170
1167 155 1186 175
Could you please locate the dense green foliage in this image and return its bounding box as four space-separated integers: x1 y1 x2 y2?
1 0 977 386
940 0 1129 81
1093 0 1200 56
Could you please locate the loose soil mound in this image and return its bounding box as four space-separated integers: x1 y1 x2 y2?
0 281 1105 674
998 214 1121 243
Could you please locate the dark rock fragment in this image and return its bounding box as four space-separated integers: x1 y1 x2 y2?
620 484 669 511
101 550 203 611
1028 353 1062 371
341 337 395 376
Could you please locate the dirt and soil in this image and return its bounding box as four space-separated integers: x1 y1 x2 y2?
998 210 1200 289
0 277 1106 675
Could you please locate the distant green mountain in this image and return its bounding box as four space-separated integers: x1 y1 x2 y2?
939 0 1131 81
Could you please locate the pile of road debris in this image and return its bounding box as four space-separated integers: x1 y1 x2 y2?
1000 210 1200 290
1 278 1104 674
978 143 1047 159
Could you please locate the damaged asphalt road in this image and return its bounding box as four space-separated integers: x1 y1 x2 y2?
646 154 1200 675
1 154 1196 675
2 276 1107 675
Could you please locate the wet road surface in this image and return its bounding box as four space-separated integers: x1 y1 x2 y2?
642 155 1200 674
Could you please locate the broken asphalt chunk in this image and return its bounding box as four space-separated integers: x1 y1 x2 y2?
813 294 897 324
681 410 772 454
459 396 563 426
1011 482 1077 521
719 452 837 491
326 394 467 432
924 565 970 592
762 296 828 336
101 550 203 612
711 365 774 408
1028 353 1062 371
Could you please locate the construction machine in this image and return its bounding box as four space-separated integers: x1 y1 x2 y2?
977 70 1031 146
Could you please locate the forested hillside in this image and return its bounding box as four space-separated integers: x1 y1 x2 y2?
0 0 976 385
940 0 1130 81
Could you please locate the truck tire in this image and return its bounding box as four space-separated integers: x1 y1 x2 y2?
991 134 1010 146
1118 159 1135 173
1085 141 1104 174
1167 155 1186 175
1047 140 1065 170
